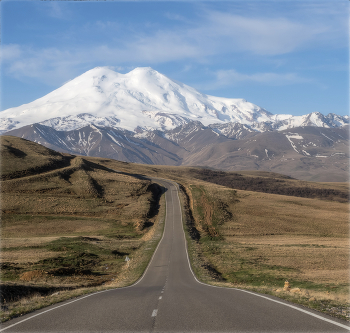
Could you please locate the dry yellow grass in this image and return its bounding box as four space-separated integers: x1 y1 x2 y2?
229 235 349 284
1 137 348 322
2 218 111 238
179 182 349 320
1 249 59 264
229 190 348 237
1 237 67 249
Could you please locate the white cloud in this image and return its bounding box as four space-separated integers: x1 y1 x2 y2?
164 12 188 22
2 3 346 86
41 2 72 20
48 3 65 19
198 11 332 55
130 31 202 62
1 44 22 61
214 69 313 87
3 45 83 86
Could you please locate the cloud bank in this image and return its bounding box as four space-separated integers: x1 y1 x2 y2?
2 2 347 88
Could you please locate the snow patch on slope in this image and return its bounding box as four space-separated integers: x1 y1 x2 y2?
285 133 304 153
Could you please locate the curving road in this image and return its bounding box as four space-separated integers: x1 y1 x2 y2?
1 178 349 332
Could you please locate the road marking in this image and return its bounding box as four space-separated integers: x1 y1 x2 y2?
0 289 112 332
0 176 171 332
159 296 162 300
175 182 350 331
3 178 348 332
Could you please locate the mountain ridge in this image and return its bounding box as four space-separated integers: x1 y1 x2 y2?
5 121 349 182
1 66 348 134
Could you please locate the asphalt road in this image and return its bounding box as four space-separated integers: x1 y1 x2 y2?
1 178 349 332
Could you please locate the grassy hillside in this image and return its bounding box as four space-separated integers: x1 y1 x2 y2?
1 135 349 322
1 136 166 321
1 136 72 180
187 168 349 202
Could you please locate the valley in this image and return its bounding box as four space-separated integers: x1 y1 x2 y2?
1 135 348 324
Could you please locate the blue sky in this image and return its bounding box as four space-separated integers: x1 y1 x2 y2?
1 0 348 116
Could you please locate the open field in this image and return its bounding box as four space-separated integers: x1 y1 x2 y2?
179 184 349 321
90 157 349 320
1 136 349 322
188 168 349 202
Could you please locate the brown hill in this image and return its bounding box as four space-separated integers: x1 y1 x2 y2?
1 137 349 322
1 136 72 180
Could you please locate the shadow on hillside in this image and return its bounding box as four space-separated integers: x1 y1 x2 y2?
0 284 75 304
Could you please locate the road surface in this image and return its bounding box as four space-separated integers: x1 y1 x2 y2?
1 178 349 332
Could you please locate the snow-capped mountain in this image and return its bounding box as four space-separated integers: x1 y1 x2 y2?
251 112 349 132
1 66 349 181
1 66 348 135
0 66 269 133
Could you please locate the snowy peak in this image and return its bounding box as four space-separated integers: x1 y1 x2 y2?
0 66 348 135
126 66 165 82
0 66 274 133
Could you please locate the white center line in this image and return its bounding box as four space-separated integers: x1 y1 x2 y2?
159 296 162 300
152 309 158 317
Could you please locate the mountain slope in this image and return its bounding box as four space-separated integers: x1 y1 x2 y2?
0 67 271 133
1 67 348 135
1 135 72 180
5 123 185 165
183 126 349 182
5 122 349 182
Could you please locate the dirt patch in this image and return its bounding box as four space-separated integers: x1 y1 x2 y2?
19 270 47 282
